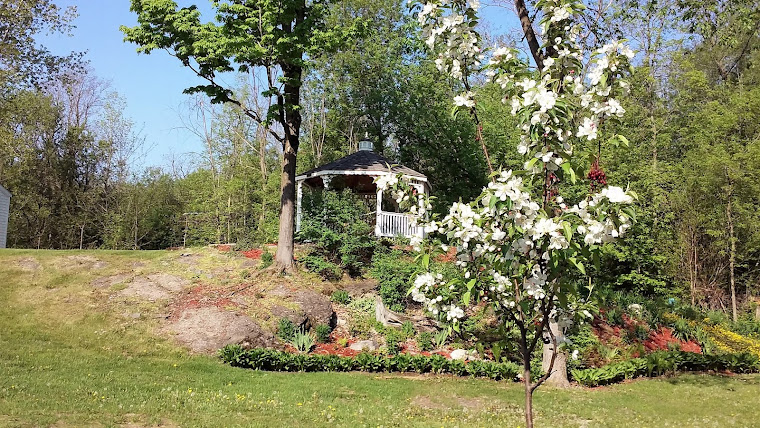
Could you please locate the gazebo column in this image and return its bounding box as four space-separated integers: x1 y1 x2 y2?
322 174 333 190
296 180 303 232
375 185 383 237
411 183 425 238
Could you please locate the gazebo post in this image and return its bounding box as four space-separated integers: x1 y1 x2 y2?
412 182 426 238
375 181 383 237
296 180 303 232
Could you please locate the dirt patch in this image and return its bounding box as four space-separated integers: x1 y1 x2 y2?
92 273 132 289
118 274 190 301
118 413 179 428
341 278 378 298
17 257 40 272
410 395 449 410
62 255 108 269
165 306 278 353
176 253 202 265
410 395 486 412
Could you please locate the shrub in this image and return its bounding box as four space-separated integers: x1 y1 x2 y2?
315 324 332 344
733 317 760 338
299 190 378 277
571 351 760 386
606 307 624 326
625 324 650 343
277 318 296 342
346 297 376 339
260 250 274 269
401 321 415 338
218 346 525 381
301 254 342 281
670 318 695 342
385 329 403 355
347 297 375 314
706 310 729 326
349 314 374 340
674 304 702 321
417 332 433 351
370 249 417 310
337 337 349 348
330 290 351 305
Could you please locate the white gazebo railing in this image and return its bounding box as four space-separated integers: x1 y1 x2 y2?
376 211 421 238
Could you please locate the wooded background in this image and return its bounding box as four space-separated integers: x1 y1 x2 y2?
2 0 760 311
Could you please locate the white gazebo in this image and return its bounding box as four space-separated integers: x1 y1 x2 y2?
295 141 429 238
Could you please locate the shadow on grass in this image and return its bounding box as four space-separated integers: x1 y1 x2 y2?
663 372 760 387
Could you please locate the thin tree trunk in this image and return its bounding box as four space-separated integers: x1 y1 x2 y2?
523 358 534 428
727 174 737 322
259 130 268 234
514 0 544 69
519 331 534 428
690 230 697 306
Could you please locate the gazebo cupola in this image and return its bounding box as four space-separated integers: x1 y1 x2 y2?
295 139 429 238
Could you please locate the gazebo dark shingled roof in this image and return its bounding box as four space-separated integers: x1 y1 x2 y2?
296 150 426 180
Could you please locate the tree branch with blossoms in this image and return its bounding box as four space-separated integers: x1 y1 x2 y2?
382 0 638 426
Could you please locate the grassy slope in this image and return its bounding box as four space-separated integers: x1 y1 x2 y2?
0 249 758 428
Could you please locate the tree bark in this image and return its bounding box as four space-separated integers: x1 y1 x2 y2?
542 321 570 387
523 359 534 428
519 331 535 428
275 144 297 268
514 0 544 69
726 173 737 322
274 64 302 270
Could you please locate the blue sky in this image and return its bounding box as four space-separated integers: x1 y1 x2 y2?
43 1 518 169
43 1 215 167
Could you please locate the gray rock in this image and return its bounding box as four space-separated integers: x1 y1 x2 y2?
165 306 279 353
268 285 336 330
349 339 377 352
450 349 468 360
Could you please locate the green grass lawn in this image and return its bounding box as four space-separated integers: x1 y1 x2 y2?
0 249 758 427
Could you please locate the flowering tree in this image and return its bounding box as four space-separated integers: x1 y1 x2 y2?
378 0 637 426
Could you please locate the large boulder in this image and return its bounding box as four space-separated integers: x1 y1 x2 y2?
269 285 336 329
166 306 278 353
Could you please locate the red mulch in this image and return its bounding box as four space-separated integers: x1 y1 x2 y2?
644 327 702 353
242 248 264 259
168 284 241 319
592 316 702 356
434 247 458 263
217 245 233 252
313 342 362 358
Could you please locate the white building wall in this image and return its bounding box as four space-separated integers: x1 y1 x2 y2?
0 185 9 248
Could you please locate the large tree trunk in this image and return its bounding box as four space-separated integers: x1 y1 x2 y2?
275 144 297 268
542 321 570 387
274 64 302 270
